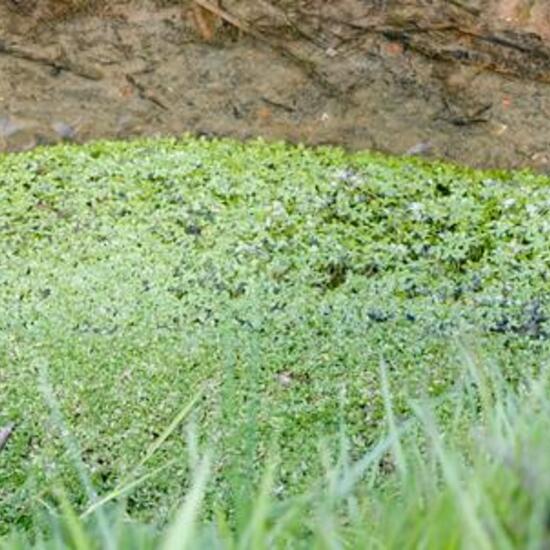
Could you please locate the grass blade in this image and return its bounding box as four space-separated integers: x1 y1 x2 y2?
161 454 211 550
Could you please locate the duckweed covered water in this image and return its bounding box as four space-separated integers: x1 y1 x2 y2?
0 137 549 531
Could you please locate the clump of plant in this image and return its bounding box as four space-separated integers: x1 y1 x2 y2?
0 137 548 538
2 346 549 549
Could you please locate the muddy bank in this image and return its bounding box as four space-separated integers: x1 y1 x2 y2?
1 0 550 171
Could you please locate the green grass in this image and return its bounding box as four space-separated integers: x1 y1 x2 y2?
3 349 549 549
0 136 549 545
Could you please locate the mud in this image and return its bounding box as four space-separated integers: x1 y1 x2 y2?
1 0 550 171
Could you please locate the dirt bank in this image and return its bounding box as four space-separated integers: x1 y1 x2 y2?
1 0 550 171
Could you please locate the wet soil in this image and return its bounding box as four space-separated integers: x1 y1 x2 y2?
1 0 550 171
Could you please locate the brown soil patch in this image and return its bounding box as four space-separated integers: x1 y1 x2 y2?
1 0 550 171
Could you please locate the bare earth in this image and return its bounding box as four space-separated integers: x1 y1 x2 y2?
1 0 550 171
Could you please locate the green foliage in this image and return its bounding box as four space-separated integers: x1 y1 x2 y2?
0 136 549 542
2 348 550 549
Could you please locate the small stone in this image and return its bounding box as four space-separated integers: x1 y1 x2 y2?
0 115 24 138
276 372 293 387
0 424 15 453
52 121 77 141
405 142 433 156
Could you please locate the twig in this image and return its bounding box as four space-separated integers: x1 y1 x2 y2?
191 0 266 41
125 74 170 111
191 0 340 95
261 96 295 113
448 0 481 16
0 39 103 80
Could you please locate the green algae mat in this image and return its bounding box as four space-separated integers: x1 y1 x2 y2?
1 137 549 532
